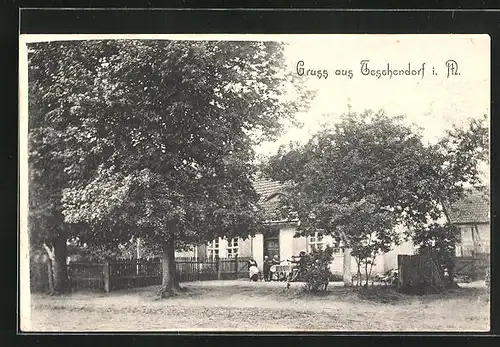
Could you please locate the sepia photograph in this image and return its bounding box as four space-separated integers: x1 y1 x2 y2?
19 34 490 332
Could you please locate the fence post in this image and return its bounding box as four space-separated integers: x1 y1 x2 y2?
234 255 239 280
397 255 406 290
195 257 201 281
103 261 111 293
216 256 222 280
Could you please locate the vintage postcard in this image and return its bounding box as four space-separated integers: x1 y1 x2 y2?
19 34 490 332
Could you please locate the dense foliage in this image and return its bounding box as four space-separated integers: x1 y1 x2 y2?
264 110 488 285
302 246 334 292
27 39 312 295
412 222 461 284
67 238 162 262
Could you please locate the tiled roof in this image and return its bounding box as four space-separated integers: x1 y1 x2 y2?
253 178 286 219
254 180 491 226
445 187 490 224
253 178 284 198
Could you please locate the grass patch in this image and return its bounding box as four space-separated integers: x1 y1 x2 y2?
356 286 407 304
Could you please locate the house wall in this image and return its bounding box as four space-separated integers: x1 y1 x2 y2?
252 234 264 270
279 227 296 261
278 228 360 275
382 240 415 272
194 236 255 260
292 236 307 255
188 224 420 275
320 235 347 274
378 222 492 272
175 249 195 258
456 223 490 256
238 237 253 258
265 222 491 275
477 223 491 252
330 254 347 274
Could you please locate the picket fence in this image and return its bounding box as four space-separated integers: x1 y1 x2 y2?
30 256 251 293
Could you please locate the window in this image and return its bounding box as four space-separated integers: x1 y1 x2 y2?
227 237 239 258
308 232 324 251
332 240 343 255
207 239 220 260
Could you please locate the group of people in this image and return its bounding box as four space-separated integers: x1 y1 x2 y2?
262 255 281 281
247 251 307 282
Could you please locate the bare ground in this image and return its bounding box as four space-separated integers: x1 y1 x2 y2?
25 280 490 332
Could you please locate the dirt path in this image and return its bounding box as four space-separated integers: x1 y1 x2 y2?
27 280 490 332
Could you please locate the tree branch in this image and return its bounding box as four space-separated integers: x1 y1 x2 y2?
43 243 55 260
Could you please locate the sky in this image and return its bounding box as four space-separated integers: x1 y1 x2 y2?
20 34 490 158
19 34 490 177
255 35 490 158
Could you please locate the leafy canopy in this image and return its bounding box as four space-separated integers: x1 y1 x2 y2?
263 110 488 248
28 40 313 248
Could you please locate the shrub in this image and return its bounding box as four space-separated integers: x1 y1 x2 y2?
302 246 334 292
412 222 460 286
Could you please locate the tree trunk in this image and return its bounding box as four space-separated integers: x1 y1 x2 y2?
355 258 362 287
52 237 70 294
448 264 455 285
446 257 458 288
364 262 369 288
46 257 54 294
160 237 183 298
368 262 374 287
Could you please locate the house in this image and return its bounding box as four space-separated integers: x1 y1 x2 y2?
177 179 404 275
443 187 490 256
176 181 490 276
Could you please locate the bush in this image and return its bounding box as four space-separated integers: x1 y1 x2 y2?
302 246 334 292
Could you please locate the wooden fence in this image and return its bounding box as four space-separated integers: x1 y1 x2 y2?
454 252 490 281
68 262 106 291
397 254 444 293
398 253 491 293
30 256 251 293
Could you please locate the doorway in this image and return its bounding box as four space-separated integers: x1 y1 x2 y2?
263 228 280 259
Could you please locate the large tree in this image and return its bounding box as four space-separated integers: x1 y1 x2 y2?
28 39 311 297
27 41 106 293
263 110 488 282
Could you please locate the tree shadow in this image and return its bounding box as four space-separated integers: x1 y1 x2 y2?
353 284 489 305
